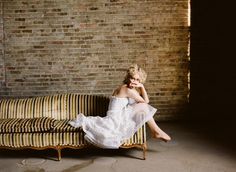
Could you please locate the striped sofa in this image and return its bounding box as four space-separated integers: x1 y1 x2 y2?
0 93 147 160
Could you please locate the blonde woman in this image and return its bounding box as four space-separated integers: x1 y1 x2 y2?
69 64 171 148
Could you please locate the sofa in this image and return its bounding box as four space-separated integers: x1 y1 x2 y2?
0 93 147 160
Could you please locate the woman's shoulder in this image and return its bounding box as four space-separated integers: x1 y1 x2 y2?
120 84 128 89
112 84 128 96
120 85 139 97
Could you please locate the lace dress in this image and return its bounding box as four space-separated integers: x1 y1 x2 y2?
69 96 157 149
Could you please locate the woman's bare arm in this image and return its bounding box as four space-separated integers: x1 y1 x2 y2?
138 85 149 103
129 83 149 103
126 87 146 103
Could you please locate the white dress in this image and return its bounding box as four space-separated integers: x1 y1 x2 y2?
69 96 157 149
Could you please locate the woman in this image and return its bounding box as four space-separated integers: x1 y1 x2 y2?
69 64 171 148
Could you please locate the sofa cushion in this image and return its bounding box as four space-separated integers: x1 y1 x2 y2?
0 117 56 133
53 119 82 132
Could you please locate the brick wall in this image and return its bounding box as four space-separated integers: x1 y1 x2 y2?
0 0 189 121
0 1 4 89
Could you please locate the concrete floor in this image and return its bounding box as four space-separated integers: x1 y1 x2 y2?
0 122 235 172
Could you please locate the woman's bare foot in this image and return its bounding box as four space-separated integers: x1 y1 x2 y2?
152 131 171 142
146 118 171 142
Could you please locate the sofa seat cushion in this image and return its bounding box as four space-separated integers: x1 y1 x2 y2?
0 117 56 133
53 119 82 132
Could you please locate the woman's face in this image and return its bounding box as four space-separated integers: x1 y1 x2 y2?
128 73 140 88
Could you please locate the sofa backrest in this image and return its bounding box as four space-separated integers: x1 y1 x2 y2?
0 94 109 120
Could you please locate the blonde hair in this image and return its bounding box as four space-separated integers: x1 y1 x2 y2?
123 64 147 84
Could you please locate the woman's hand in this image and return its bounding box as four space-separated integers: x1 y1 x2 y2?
128 81 149 103
130 81 144 88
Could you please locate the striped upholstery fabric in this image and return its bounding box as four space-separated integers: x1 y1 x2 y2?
0 132 86 148
0 117 56 133
53 119 82 132
0 130 145 148
123 127 146 146
0 94 109 120
0 93 146 153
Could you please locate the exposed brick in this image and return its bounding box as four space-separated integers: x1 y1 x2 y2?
0 0 190 121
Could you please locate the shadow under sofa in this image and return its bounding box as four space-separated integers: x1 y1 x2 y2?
0 93 147 160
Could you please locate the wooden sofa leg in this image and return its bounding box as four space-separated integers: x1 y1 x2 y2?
142 143 147 160
57 147 61 161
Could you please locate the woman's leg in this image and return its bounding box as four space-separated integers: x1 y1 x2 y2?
147 117 171 141
130 103 171 141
